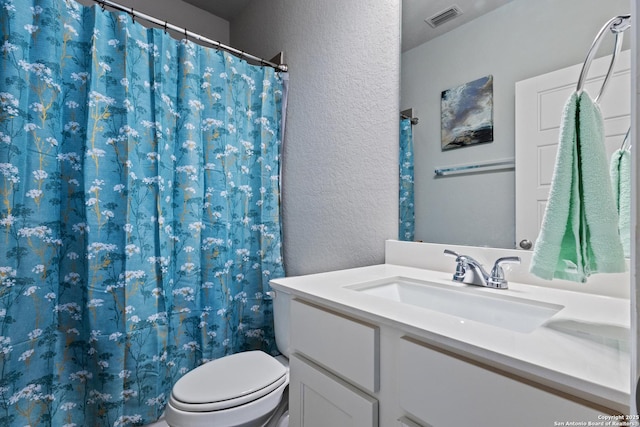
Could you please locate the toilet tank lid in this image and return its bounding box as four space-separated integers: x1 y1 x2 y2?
172 351 287 405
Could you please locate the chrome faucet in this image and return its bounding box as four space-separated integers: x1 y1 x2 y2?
444 249 521 289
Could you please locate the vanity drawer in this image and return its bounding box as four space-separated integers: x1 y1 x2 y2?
398 336 609 427
290 299 379 393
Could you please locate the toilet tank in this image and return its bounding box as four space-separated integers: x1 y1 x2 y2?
272 288 291 358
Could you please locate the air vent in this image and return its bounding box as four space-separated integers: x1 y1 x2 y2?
425 5 463 28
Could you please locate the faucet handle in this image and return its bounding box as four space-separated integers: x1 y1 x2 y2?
444 249 479 265
488 256 521 289
443 249 460 258
493 256 521 268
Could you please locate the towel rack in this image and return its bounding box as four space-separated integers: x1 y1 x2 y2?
576 14 631 103
434 158 514 177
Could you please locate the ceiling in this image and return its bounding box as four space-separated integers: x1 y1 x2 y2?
182 0 253 21
401 0 513 51
182 0 513 52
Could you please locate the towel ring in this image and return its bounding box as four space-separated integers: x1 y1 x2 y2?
576 15 630 103
620 127 631 151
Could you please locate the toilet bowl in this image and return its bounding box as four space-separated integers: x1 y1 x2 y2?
164 290 291 427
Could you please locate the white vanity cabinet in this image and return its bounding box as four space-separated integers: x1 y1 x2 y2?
397 337 610 427
289 299 380 427
286 297 621 427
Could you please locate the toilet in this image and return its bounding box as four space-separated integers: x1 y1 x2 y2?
164 289 291 427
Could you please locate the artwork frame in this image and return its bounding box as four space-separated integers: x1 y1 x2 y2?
441 75 494 150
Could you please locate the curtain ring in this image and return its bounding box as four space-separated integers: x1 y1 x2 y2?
131 7 135 23
100 0 105 12
163 21 168 34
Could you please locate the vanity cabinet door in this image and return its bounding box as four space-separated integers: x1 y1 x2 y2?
398 337 609 427
289 354 378 427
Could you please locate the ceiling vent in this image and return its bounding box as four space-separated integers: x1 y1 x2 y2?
425 5 463 28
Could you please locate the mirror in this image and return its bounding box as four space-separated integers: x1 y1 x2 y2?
400 0 631 249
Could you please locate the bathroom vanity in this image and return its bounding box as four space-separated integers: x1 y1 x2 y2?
269 241 630 427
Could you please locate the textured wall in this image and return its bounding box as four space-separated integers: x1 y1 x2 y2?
232 0 401 276
76 0 230 44
402 0 629 249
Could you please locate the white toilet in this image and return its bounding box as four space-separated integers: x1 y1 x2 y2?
164 289 291 427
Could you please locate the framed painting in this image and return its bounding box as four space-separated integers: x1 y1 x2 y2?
441 75 494 150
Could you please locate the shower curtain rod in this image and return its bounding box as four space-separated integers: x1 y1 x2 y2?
92 0 288 72
400 108 419 125
400 113 418 125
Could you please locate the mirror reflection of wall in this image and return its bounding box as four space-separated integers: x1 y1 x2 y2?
401 0 630 249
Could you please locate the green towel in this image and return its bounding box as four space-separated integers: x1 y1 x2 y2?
610 148 631 257
530 91 626 283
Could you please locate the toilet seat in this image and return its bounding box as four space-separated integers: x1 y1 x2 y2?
169 351 288 413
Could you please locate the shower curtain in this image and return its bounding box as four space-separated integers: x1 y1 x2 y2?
0 1 285 425
399 118 414 241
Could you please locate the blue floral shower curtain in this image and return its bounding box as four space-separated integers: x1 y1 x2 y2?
0 0 285 425
399 118 414 241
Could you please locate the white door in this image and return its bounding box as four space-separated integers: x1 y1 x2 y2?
515 50 631 250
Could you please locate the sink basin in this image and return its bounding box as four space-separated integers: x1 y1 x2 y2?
347 277 563 333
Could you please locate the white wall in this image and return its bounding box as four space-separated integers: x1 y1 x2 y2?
402 0 630 249
231 0 401 276
76 0 230 44
631 0 639 415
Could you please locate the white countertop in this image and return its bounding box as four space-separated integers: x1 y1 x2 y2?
270 263 630 412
